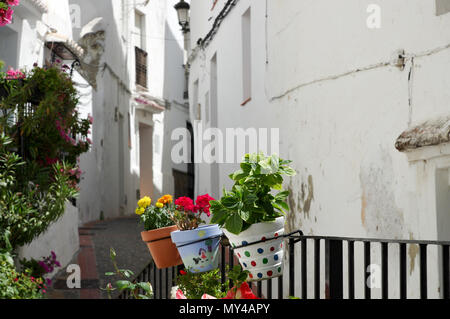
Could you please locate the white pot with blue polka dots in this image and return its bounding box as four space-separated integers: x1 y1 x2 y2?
223 217 285 281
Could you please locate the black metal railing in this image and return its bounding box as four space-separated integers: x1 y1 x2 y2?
118 231 450 299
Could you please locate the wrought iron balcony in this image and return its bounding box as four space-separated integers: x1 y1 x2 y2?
118 232 450 299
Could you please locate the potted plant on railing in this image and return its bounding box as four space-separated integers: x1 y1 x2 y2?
138 195 183 269
210 153 296 281
170 194 222 273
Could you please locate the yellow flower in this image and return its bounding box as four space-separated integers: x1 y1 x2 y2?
135 207 145 215
156 202 164 208
157 194 173 205
138 196 151 209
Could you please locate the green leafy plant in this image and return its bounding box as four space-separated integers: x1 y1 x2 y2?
103 248 153 299
135 195 175 231
210 153 296 235
176 265 250 299
0 133 78 249
0 61 91 249
176 267 226 299
0 234 47 300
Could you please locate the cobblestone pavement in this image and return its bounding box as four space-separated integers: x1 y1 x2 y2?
47 216 151 299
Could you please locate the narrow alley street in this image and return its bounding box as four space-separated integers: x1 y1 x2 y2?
47 217 150 299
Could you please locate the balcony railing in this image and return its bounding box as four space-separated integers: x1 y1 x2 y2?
135 47 148 88
118 231 450 299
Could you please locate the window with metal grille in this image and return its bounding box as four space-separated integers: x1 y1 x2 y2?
135 46 148 88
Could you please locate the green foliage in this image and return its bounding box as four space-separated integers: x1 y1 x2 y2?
140 204 175 231
0 134 78 249
103 248 153 299
177 265 250 299
0 64 91 167
0 251 45 299
210 152 296 235
177 268 227 299
0 63 91 249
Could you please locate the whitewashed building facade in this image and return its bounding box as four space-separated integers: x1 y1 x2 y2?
186 0 450 298
1 0 189 274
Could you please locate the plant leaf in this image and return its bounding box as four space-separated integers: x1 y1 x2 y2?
225 213 243 235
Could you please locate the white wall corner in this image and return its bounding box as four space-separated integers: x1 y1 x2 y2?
16 202 80 280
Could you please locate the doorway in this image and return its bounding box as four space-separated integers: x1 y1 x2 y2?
139 123 154 199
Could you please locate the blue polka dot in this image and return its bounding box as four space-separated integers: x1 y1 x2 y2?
274 255 279 261
257 248 264 254
257 273 263 279
243 263 247 268
242 241 248 246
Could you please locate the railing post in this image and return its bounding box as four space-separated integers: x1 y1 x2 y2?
301 238 307 299
364 241 371 299
399 243 407 299
420 244 428 299
325 239 343 299
348 241 355 299
444 245 449 299
289 237 295 297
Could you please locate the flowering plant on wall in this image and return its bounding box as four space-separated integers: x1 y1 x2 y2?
0 0 19 27
0 63 92 191
171 194 215 231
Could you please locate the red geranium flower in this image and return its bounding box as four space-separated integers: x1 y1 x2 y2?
222 282 259 299
195 194 215 217
175 197 195 212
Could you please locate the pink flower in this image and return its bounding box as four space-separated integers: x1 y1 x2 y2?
0 7 14 27
6 0 20 6
87 114 93 124
5 67 25 80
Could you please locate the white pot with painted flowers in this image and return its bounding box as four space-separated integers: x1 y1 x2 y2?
209 153 296 281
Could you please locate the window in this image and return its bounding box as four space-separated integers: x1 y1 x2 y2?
135 47 148 88
436 0 450 15
241 7 252 105
134 10 147 88
134 10 145 50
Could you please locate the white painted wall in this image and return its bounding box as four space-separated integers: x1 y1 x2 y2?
17 202 80 280
187 0 450 298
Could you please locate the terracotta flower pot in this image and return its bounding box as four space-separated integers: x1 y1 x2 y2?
141 225 183 269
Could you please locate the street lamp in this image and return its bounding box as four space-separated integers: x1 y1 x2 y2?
174 0 190 32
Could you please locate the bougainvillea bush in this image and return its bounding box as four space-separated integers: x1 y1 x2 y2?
0 1 19 28
0 62 91 250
